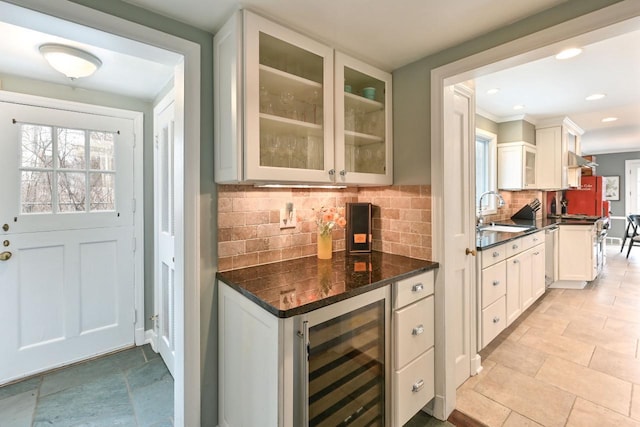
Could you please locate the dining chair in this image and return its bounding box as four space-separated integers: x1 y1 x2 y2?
626 215 640 258
620 214 640 253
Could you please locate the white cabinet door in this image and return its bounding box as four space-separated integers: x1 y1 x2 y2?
558 225 595 280
498 142 536 190
519 249 535 311
214 10 335 184
531 244 546 299
506 252 523 325
535 126 564 189
334 52 392 185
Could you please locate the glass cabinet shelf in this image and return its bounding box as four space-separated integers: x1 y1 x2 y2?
344 130 384 145
260 113 323 137
345 92 384 113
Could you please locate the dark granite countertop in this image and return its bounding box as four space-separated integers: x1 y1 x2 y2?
216 251 438 318
477 215 607 250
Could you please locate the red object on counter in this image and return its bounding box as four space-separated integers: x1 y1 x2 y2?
565 176 608 217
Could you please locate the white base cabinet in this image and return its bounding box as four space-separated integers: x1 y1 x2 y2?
558 225 597 281
219 268 436 427
392 270 435 426
478 231 545 349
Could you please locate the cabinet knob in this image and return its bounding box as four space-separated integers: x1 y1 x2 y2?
328 169 335 176
412 283 424 293
513 259 519 264
411 379 425 393
512 244 518 250
2 224 8 232
339 170 346 176
492 280 500 286
412 325 425 336
533 238 539 242
492 316 500 323
534 251 540 256
492 251 500 257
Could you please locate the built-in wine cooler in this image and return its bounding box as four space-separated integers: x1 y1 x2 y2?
299 287 389 426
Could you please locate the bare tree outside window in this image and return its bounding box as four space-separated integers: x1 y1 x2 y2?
19 124 117 214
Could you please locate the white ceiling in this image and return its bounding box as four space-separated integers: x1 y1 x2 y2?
0 0 638 154
474 29 640 155
0 2 178 101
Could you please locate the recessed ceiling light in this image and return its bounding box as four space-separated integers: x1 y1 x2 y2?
585 93 606 101
513 104 525 110
601 117 618 123
555 48 582 60
486 88 500 95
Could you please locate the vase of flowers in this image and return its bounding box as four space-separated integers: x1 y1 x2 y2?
313 206 347 259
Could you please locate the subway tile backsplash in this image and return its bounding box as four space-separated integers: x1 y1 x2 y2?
217 185 432 271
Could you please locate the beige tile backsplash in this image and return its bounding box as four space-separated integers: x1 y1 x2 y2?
217 185 432 271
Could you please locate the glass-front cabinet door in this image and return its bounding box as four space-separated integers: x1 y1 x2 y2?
335 53 392 185
244 11 334 183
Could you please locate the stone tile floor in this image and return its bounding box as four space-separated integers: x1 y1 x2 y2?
0 345 173 427
456 246 640 427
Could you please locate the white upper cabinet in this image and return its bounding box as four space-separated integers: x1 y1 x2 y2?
335 53 392 185
214 10 393 185
497 142 536 190
535 117 584 190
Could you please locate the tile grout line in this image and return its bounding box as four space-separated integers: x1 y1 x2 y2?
30 375 44 426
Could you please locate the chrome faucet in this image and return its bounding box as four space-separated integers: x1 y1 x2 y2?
477 191 505 226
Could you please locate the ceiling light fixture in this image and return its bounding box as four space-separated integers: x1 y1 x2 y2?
39 44 102 79
555 47 582 60
486 88 500 95
601 117 618 123
513 104 525 110
585 93 606 101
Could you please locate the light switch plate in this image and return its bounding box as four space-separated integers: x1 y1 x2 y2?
280 207 296 229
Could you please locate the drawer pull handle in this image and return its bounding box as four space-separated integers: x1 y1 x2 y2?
493 316 500 323
492 280 500 286
492 251 500 257
412 325 424 336
534 251 540 255
533 238 539 242
412 379 424 393
412 283 424 292
512 244 518 249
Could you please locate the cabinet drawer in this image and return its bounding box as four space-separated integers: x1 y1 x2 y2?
481 261 506 309
482 296 506 348
523 231 544 249
394 347 435 427
394 270 434 309
505 237 525 257
394 295 434 369
481 244 506 268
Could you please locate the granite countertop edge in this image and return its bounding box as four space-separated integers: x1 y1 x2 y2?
217 252 439 318
477 216 606 250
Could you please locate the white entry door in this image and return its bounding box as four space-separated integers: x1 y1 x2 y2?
154 92 176 376
0 100 136 384
443 84 477 388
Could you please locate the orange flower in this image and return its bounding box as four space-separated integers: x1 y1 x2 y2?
337 217 347 227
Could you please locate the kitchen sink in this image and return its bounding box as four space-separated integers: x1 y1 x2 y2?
478 225 533 233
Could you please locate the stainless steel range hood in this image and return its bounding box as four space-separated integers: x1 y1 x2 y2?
568 151 598 168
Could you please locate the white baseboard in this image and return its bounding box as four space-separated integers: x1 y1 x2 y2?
145 329 158 352
135 327 146 346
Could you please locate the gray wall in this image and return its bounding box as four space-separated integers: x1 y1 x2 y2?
593 151 640 239
476 114 498 135
497 120 535 144
392 0 623 185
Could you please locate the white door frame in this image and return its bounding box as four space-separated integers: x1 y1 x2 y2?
431 1 640 420
625 159 640 216
0 89 145 345
9 1 203 425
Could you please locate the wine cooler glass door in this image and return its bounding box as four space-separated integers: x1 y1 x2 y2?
301 290 388 427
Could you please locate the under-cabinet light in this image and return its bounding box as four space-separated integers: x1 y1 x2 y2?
255 184 348 189
555 48 582 60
